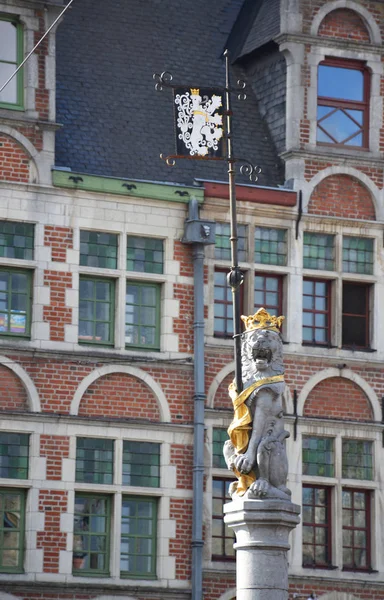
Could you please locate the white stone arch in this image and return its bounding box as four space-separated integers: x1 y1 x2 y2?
0 355 40 412
311 0 382 45
303 165 380 219
0 125 40 183
70 364 171 422
297 367 381 421
207 361 235 409
217 589 237 600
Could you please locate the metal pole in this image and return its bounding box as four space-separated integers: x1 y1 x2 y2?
224 49 243 394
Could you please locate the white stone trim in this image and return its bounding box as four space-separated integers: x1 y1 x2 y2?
216 589 236 600
318 594 362 600
302 165 381 219
70 364 171 422
297 367 381 421
0 594 22 600
310 0 382 45
0 125 39 184
0 354 40 412
206 361 234 409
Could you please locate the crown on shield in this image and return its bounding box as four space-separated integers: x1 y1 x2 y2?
241 307 284 333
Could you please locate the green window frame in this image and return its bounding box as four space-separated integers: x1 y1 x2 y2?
255 227 287 266
0 268 32 337
302 436 335 477
0 221 34 260
0 433 29 479
123 441 160 487
76 438 114 485
342 237 373 275
80 230 118 269
125 282 160 350
120 496 157 578
212 429 228 469
303 233 335 271
215 223 247 262
342 440 373 480
73 493 111 576
0 488 25 573
127 236 163 274
0 16 23 110
79 277 115 345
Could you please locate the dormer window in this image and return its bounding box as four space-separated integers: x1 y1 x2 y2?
0 16 23 109
317 58 369 149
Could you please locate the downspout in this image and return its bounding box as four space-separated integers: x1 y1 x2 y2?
182 198 215 600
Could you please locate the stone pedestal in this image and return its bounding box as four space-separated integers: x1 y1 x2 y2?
224 498 300 600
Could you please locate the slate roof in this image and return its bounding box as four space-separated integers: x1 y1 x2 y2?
55 0 283 187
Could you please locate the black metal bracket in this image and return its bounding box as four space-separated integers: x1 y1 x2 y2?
295 190 303 239
293 389 298 441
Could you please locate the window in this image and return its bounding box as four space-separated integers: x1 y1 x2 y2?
215 223 247 262
76 438 114 485
255 227 287 266
0 17 23 109
121 496 157 578
302 436 334 478
317 58 369 148
342 489 371 570
343 237 373 275
212 478 235 561
0 269 32 337
0 488 25 572
302 485 332 568
214 269 233 338
342 440 373 480
78 277 114 345
127 236 163 274
342 282 370 349
0 433 29 479
302 279 331 345
73 494 111 575
125 282 160 350
254 274 282 317
303 233 335 271
122 441 160 487
0 222 34 260
80 230 118 269
212 429 228 469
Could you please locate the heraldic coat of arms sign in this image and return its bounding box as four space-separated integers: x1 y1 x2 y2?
173 87 225 158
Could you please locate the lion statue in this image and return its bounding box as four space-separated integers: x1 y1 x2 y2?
224 308 291 501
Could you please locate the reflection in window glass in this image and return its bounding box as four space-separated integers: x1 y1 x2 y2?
212 429 229 469
76 438 114 485
0 489 25 572
302 437 334 477
0 270 31 336
212 478 235 560
303 233 335 271
122 441 160 487
215 223 247 261
255 227 287 266
342 489 370 570
343 237 373 274
80 231 118 269
120 497 157 577
73 494 110 575
125 282 160 349
342 440 373 480
318 65 363 101
79 278 114 344
0 222 34 260
0 433 29 479
302 485 331 567
127 237 163 274
0 18 22 107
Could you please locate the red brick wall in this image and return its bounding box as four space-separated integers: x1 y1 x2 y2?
43 270 73 342
36 490 68 573
318 8 371 42
0 364 28 411
79 372 161 421
35 12 50 121
303 376 373 421
174 240 193 277
174 283 194 353
169 497 192 579
213 372 234 410
40 435 70 480
0 135 30 183
308 175 376 220
170 443 193 489
44 226 73 262
302 0 383 39
146 366 194 422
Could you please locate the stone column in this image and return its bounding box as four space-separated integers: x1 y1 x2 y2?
224 498 300 600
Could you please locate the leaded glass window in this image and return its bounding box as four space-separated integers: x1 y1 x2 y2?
255 227 287 266
0 489 25 572
302 279 331 345
342 489 371 570
212 429 228 469
343 237 373 274
0 433 29 479
122 441 160 487
76 438 114 484
80 230 118 269
254 274 282 317
342 440 373 480
215 223 247 262
0 222 34 260
0 17 23 108
127 237 163 274
0 269 31 337
302 485 332 567
302 437 334 477
303 233 335 271
125 282 160 349
73 494 110 575
212 478 235 560
120 496 157 578
79 277 114 345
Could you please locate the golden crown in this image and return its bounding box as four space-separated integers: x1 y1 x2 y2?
190 88 200 95
241 307 284 333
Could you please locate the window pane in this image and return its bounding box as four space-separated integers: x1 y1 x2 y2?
343 237 373 274
214 269 242 338
78 278 114 345
255 227 287 266
0 489 25 572
302 279 330 345
254 274 282 319
318 65 363 101
212 429 229 469
342 440 373 480
120 497 156 577
342 489 370 570
302 485 331 567
76 438 114 484
302 436 334 477
73 494 110 575
127 236 163 273
123 441 160 487
303 233 335 270
0 222 34 260
212 478 236 560
215 223 247 261
0 433 29 479
0 63 17 104
80 230 118 269
0 270 30 337
125 283 160 349
342 283 369 348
